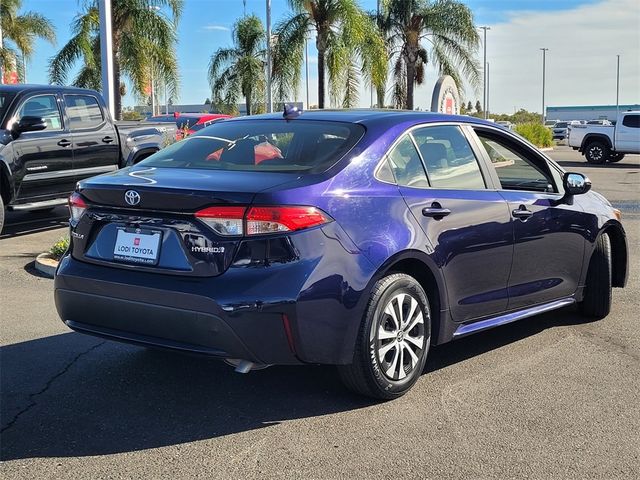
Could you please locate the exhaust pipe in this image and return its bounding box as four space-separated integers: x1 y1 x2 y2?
224 358 270 373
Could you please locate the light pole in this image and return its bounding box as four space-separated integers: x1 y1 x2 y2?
98 0 115 116
486 62 490 118
616 55 620 116
305 38 310 109
266 0 273 113
478 26 490 119
540 48 548 125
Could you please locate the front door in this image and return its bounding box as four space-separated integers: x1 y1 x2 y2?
63 93 120 181
11 93 75 200
390 125 513 322
473 127 588 309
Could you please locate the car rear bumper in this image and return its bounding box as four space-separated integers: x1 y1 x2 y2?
54 223 372 365
54 255 302 365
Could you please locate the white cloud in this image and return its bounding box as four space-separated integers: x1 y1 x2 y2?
402 0 640 113
203 25 230 32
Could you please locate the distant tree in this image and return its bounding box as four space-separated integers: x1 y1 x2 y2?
209 14 266 116
1 0 56 81
467 100 473 111
204 97 211 105
475 100 482 114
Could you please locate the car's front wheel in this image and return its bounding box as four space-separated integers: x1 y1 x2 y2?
579 233 612 319
584 141 610 164
338 273 431 400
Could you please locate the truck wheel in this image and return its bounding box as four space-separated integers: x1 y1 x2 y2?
609 153 625 163
338 273 431 400
0 193 5 234
579 233 612 319
584 141 609 164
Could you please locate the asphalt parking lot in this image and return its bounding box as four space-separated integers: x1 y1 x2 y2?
1 146 638 479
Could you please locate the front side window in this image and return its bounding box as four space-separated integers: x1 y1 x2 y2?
140 120 364 174
622 114 640 128
412 125 485 189
386 135 429 188
16 94 62 130
476 130 556 193
64 95 104 129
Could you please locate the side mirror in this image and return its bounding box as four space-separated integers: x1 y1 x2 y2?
13 116 47 135
563 172 591 196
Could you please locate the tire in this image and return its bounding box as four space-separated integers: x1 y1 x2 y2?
338 273 431 400
579 233 612 319
0 193 4 234
609 152 625 163
584 141 610 164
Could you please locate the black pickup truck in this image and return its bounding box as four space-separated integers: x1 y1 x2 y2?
0 84 176 232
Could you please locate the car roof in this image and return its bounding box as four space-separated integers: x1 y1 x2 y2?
228 109 498 129
0 83 101 95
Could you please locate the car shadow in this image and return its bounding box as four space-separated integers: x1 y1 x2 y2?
0 306 589 461
0 206 68 240
555 160 640 170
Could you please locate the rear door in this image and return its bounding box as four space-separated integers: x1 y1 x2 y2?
391 124 513 322
616 114 640 153
10 92 75 200
63 93 120 181
472 126 587 309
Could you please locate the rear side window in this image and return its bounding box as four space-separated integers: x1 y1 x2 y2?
65 95 104 129
140 120 364 173
386 135 429 188
622 114 640 128
412 126 485 189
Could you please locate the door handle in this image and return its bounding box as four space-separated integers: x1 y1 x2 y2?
512 205 533 220
422 202 451 219
102 136 114 144
57 139 71 147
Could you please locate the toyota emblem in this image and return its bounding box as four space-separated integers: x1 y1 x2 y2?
124 190 141 206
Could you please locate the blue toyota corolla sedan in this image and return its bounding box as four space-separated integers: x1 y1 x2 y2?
54 109 628 399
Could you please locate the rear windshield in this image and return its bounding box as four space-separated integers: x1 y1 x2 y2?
139 120 364 173
555 122 568 128
176 117 199 129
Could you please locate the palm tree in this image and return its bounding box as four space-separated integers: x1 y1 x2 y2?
381 0 481 110
208 14 266 116
272 0 386 109
49 0 182 120
1 0 56 82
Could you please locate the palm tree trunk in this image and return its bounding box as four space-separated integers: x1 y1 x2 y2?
317 48 326 109
246 91 251 116
406 61 415 110
112 28 122 120
376 86 385 109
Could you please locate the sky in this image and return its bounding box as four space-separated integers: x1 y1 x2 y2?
16 0 640 114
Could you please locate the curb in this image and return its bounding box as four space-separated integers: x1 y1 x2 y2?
35 253 58 278
539 147 554 152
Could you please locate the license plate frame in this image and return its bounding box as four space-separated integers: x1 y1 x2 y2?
113 228 162 266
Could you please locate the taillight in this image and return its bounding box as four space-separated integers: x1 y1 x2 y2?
194 205 331 236
195 206 246 236
246 206 331 235
68 192 87 223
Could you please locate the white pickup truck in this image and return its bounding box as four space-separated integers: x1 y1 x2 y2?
568 111 640 164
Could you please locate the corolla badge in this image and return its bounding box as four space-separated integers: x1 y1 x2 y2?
124 190 141 206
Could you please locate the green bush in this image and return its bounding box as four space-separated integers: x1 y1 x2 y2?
514 122 553 148
50 237 70 260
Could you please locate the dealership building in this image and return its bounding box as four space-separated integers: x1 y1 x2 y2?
546 104 640 122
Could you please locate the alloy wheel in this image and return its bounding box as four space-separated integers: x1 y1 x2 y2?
375 293 426 381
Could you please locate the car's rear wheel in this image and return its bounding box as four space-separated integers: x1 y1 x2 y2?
579 233 612 319
584 141 609 164
609 152 625 163
338 273 431 400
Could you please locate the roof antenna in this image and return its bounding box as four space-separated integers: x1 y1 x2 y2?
283 103 303 120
